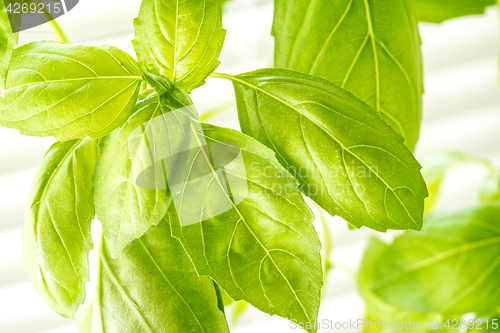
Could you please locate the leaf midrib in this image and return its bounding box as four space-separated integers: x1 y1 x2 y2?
7 76 142 91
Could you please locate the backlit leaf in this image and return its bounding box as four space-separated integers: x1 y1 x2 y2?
93 89 195 258
218 68 427 232
92 218 230 333
133 0 226 92
0 41 142 140
23 138 97 318
360 206 500 318
164 118 322 332
411 0 495 23
0 0 18 95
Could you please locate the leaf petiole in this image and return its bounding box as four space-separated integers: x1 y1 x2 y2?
42 7 69 43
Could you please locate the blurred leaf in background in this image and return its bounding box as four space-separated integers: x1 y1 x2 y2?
360 206 500 324
411 0 495 23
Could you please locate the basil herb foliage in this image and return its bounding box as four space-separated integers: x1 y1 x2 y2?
360 152 500 329
93 90 173 258
360 206 500 327
0 42 142 140
133 0 226 92
2 0 475 331
93 218 230 333
24 138 97 319
215 69 427 232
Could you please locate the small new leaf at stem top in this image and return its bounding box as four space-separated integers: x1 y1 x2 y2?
273 0 423 152
0 0 18 95
0 41 143 140
23 138 97 318
215 68 427 232
133 0 226 92
92 218 230 333
410 0 495 23
360 205 500 319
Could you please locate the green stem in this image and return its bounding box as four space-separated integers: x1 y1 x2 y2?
318 207 333 277
334 263 357 281
42 7 69 43
210 72 231 80
317 207 357 289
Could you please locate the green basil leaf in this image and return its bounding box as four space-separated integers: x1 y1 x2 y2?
360 237 443 331
94 90 182 258
92 218 230 333
0 0 18 95
411 0 495 23
0 41 142 140
272 0 423 151
217 68 427 232
360 206 500 317
165 120 322 332
23 138 97 318
133 0 226 92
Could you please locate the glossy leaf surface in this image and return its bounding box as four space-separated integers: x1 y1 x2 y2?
220 69 427 232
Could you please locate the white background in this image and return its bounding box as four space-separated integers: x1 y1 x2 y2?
0 0 499 332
